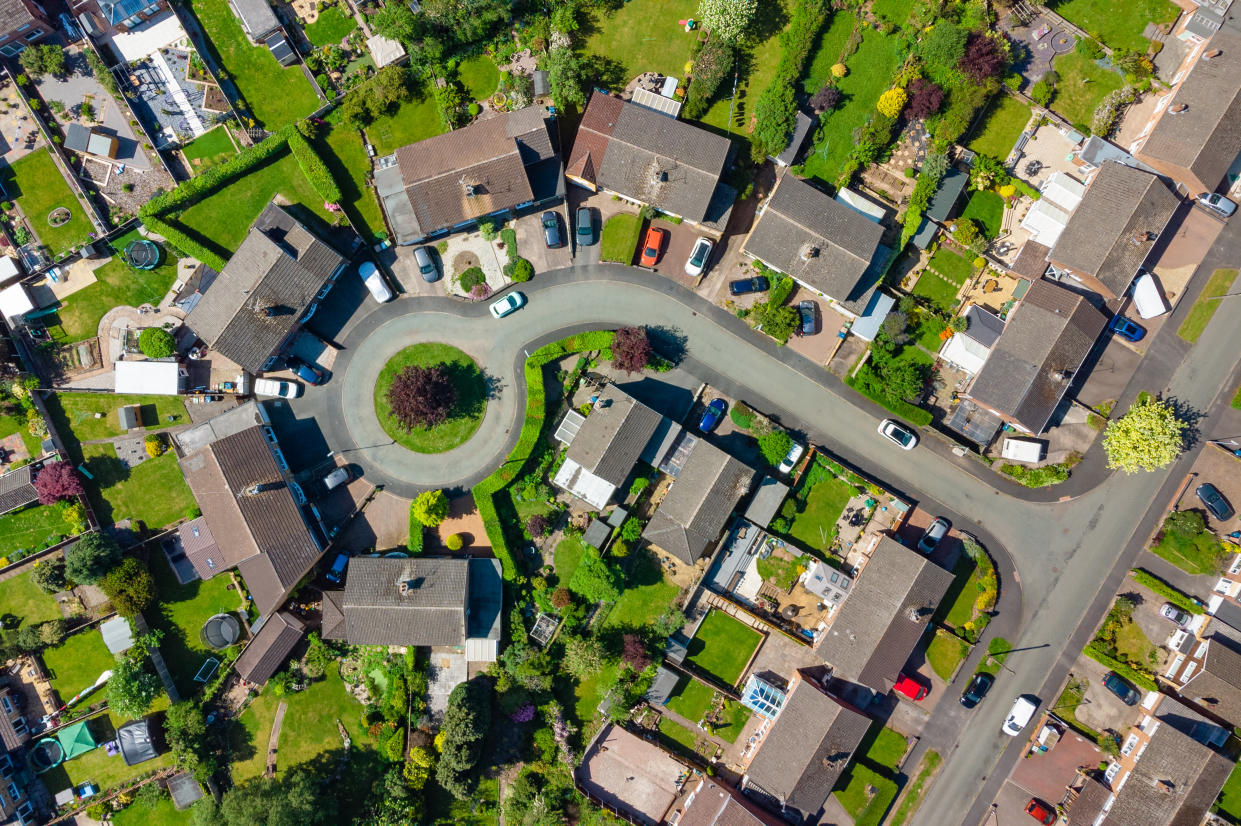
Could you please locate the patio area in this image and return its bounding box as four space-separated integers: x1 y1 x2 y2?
0 80 43 164
121 42 228 149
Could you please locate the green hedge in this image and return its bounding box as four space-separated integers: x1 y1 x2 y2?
1000 462 1070 488
752 0 831 155
1130 568 1204 615
142 215 228 272
845 368 934 426
288 130 342 204
408 515 424 554
472 330 617 580
1083 641 1158 692
769 275 795 307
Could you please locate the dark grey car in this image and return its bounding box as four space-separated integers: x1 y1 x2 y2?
542 211 563 248
576 207 595 246
414 246 440 282
1196 483 1235 521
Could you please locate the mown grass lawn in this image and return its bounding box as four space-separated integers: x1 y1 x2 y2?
0 148 94 257
0 408 43 459
871 0 919 25
582 0 698 89
181 125 238 174
304 5 356 47
187 0 319 129
966 95 1031 160
113 792 197 826
942 554 982 628
1177 268 1237 343
834 725 907 826
40 712 175 793
364 88 446 156
146 551 239 695
787 473 854 552
1052 675 1100 739
0 503 75 559
46 392 189 447
960 190 1005 239
698 0 792 133
42 629 116 698
1047 0 1178 51
0 570 62 625
317 125 385 241
81 445 196 530
1048 52 1124 131
457 54 500 101
605 549 679 628
802 12 857 94
657 715 703 762
665 676 714 722
374 343 486 454
913 269 963 311
1217 762 1241 824
925 629 969 680
554 534 588 585
714 701 752 743
600 213 642 264
686 610 762 687
1151 523 1229 576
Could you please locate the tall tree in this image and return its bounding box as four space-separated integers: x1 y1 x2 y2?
1103 398 1185 473
99 558 156 617
436 677 492 799
106 655 161 719
65 532 122 584
386 364 457 429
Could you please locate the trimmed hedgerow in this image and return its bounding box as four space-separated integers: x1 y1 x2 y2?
287 130 342 204
1083 641 1158 692
142 215 228 272
1130 568 1203 615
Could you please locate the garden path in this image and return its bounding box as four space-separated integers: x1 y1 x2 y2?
265 700 288 777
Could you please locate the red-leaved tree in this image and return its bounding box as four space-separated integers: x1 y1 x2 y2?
809 85 841 114
960 33 1007 83
527 514 549 538
905 78 944 119
612 327 653 374
386 364 457 430
34 462 84 505
621 633 651 671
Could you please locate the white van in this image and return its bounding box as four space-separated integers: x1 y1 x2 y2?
1003 695 1038 736
1131 272 1168 319
358 261 393 303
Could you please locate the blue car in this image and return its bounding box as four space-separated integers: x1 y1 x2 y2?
699 398 727 432
287 358 326 385
325 553 348 584
1109 315 1145 342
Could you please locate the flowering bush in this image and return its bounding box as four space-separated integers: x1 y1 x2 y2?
877 87 907 118
831 63 847 78
698 0 757 42
1091 86 1138 138
510 703 535 723
469 283 493 300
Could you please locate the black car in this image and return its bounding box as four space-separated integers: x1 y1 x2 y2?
541 211 563 248
960 672 994 708
1102 671 1141 706
796 300 817 336
1196 483 1235 522
729 276 770 296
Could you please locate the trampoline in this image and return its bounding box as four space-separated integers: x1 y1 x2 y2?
29 738 65 773
124 239 161 270
202 613 240 650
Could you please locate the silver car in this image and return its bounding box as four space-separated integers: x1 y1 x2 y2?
414 246 441 282
1198 192 1238 218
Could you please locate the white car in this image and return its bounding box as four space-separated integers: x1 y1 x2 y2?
878 419 918 450
1003 696 1039 736
253 378 302 398
1198 192 1238 219
684 237 714 277
777 441 805 474
489 291 526 319
358 261 393 303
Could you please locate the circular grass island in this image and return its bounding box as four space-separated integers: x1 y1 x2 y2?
374 342 487 454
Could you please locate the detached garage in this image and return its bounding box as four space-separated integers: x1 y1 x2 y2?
114 360 183 396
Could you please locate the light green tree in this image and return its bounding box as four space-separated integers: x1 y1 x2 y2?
411 489 450 527
698 0 758 42
1103 398 1184 473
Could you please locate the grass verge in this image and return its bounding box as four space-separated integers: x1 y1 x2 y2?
1177 268 1237 344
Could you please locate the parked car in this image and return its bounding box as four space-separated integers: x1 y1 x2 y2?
729 276 769 296
1003 695 1038 736
1131 271 1169 319
796 300 817 336
960 672 994 708
1198 192 1238 219
639 226 666 267
324 552 348 585
357 261 393 303
685 237 714 276
1025 799 1056 825
414 246 441 282
1160 602 1192 627
877 419 918 450
323 466 353 491
917 517 950 554
576 207 594 246
253 378 302 398
777 442 805 475
287 358 326 385
542 211 564 248
1108 315 1145 342
489 291 527 319
1196 483 1235 521
894 673 928 701
1102 671 1141 706
699 398 727 433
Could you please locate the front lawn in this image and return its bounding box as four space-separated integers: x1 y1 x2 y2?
46 392 189 447
0 570 62 626
1150 520 1229 576
966 95 1031 160
0 148 94 257
1178 268 1238 344
317 125 386 241
925 629 968 680
581 0 698 90
1217 762 1241 824
0 503 76 559
1052 675 1100 739
181 125 238 175
834 725 907 826
665 676 714 723
304 5 356 47
39 712 175 794
146 550 239 696
42 629 116 698
942 555 982 628
605 549 680 628
600 213 642 264
373 343 487 454
960 191 1004 239
364 88 446 156
1047 0 1178 51
787 473 855 552
457 54 500 101
187 0 320 129
1048 52 1124 131
686 610 762 687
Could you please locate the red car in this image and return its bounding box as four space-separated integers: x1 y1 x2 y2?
1025 799 1056 824
639 226 667 267
894 673 928 701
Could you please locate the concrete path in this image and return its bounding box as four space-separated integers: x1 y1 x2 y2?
265 700 288 778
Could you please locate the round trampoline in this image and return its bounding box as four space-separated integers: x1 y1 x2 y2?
202 613 241 650
124 239 161 270
29 738 64 773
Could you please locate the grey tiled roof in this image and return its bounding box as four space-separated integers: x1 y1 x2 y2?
331 557 468 646
1048 162 1180 297
814 536 953 692
643 440 755 564
0 464 37 516
235 610 306 686
230 0 279 37
743 174 884 305
565 386 666 486
1181 635 1241 726
743 676 871 821
1138 28 1241 191
321 588 345 639
186 203 343 373
966 278 1106 433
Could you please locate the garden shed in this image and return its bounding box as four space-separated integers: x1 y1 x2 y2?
100 616 135 655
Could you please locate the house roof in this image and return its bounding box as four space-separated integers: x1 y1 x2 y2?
1068 777 1112 826
814 536 953 692
564 386 667 486
679 780 778 826
1048 162 1180 297
0 464 37 516
643 440 755 564
962 305 1006 348
1007 240 1051 280
322 557 468 647
576 723 685 824
0 0 38 34
235 610 306 686
1138 28 1241 192
1180 635 1241 725
566 91 733 224
743 175 884 309
966 278 1106 434
185 203 343 373
230 0 279 37
925 167 968 223
774 112 814 167
743 675 872 821
0 687 28 751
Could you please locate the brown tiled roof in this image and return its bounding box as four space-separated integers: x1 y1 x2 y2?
1180 636 1241 726
178 517 222 582
321 588 345 639
566 91 624 183
1048 162 1180 297
679 780 780 826
814 536 953 692
966 278 1106 434
235 611 306 685
1007 240 1050 280
576 723 685 824
0 0 38 34
1068 777 1112 825
0 463 38 516
643 440 755 564
328 557 467 646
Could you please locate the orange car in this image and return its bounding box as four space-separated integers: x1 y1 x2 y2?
639 227 667 267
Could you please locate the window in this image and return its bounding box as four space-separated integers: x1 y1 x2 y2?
7 783 18 801
16 23 29 31
0 44 20 56
0 696 12 714
24 28 42 40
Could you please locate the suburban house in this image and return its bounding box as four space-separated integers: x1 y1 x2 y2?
225 0 295 64
963 278 1107 435
0 0 50 58
742 173 891 324
676 777 783 826
321 556 503 662
643 436 756 565
937 304 1006 376
1046 161 1181 300
565 91 736 234
552 385 681 509
175 402 326 617
185 202 345 374
1165 593 1241 725
234 610 307 687
575 723 689 824
375 106 563 246
814 536 952 698
739 668 872 824
1133 25 1241 196
0 747 35 825
1174 0 1235 46
0 687 29 753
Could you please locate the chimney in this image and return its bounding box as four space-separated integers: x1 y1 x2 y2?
907 606 931 623
1130 230 1154 245
800 243 820 261
398 581 409 596
1203 48 1223 60
1154 779 1176 794
1169 103 1188 115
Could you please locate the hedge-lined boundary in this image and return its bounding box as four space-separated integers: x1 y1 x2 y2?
1130 568 1204 615
141 126 295 218
288 130 342 204
1083 641 1159 693
844 370 934 426
473 330 616 580
141 214 228 272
